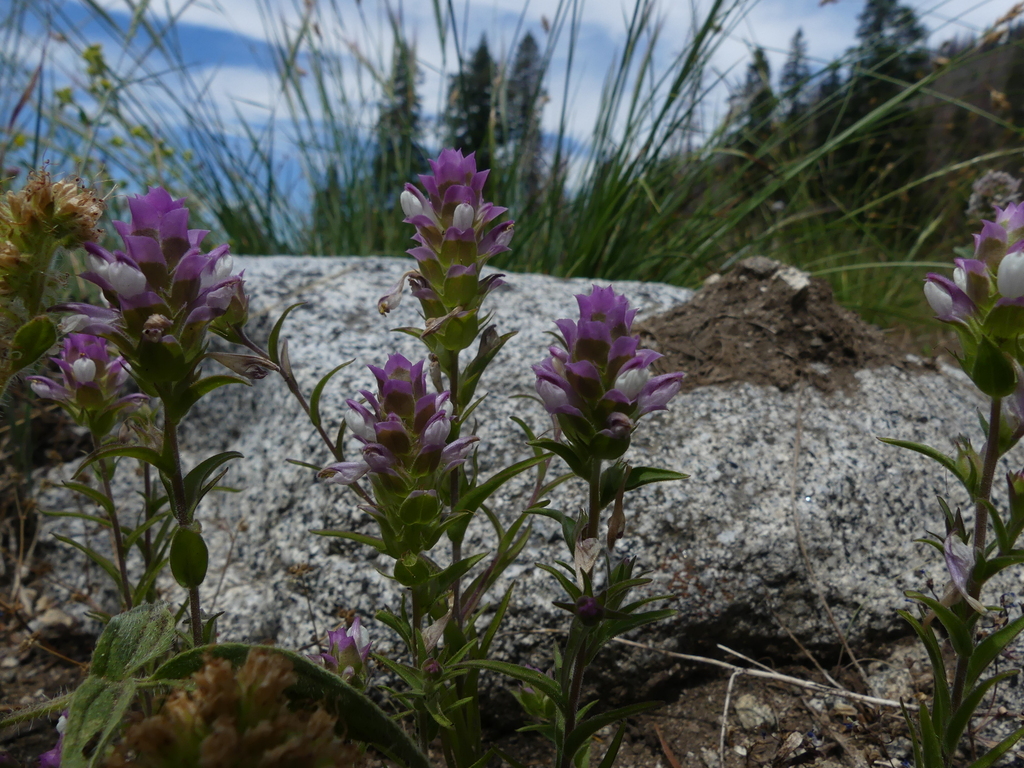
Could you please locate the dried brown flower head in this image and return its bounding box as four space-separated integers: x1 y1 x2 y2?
0 169 104 250
104 649 364 768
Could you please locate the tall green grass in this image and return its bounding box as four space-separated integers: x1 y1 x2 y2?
2 0 1021 333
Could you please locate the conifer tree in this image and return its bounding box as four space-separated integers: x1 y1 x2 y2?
445 35 496 171
373 35 425 195
779 29 811 121
505 32 546 204
730 46 776 152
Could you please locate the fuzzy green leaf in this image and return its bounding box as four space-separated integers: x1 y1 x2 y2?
62 677 138 768
11 315 57 373
90 602 177 679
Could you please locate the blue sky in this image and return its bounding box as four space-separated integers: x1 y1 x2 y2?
48 0 1018 149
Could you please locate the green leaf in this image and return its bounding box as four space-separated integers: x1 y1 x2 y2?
530 438 588 478
984 302 1024 339
182 451 243 520
917 696 944 768
267 303 305 364
455 454 551 516
967 610 1024 689
0 692 73 729
972 337 1017 398
376 609 414 650
90 602 177 679
52 534 122 588
902 700 923 768
310 528 386 551
478 584 516 660
975 551 1024 582
62 481 116 518
40 508 110 527
165 374 250 423
457 659 564 705
309 361 353 429
153 643 430 768
122 511 173 553
426 552 488 609
624 466 689 491
877 438 964 485
899 610 951 728
62 678 137 768
945 669 1020 755
11 315 57 373
77 445 171 476
597 722 628 768
132 557 170 605
170 528 209 589
537 562 582 600
564 701 662 761
528 506 577 550
967 725 1024 768
906 592 973 662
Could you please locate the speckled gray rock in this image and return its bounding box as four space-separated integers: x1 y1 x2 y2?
35 256 1009 692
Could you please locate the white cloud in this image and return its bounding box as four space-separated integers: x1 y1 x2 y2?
63 0 1015 155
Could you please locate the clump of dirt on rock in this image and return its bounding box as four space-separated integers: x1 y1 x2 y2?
638 256 909 394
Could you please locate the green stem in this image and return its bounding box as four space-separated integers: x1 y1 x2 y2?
410 592 431 757
163 414 203 646
447 348 463 627
586 459 603 542
94 448 133 610
951 397 1002 716
560 459 605 768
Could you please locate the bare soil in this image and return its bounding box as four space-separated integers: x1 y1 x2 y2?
638 256 910 394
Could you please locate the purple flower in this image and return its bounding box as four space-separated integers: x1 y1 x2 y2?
37 710 67 768
943 533 986 614
533 286 685 460
55 188 249 373
380 149 513 352
996 201 1024 241
319 353 477 490
924 274 976 324
27 334 146 434
310 616 372 681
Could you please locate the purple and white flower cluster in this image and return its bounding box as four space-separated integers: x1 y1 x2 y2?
310 616 372 682
380 150 513 351
534 286 685 460
27 333 146 434
57 188 248 379
924 202 1024 325
320 354 476 489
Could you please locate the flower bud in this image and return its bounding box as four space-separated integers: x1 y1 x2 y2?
614 367 650 400
453 203 475 231
106 261 148 298
924 280 953 316
575 595 604 626
71 357 97 383
999 250 1024 299
400 189 424 219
